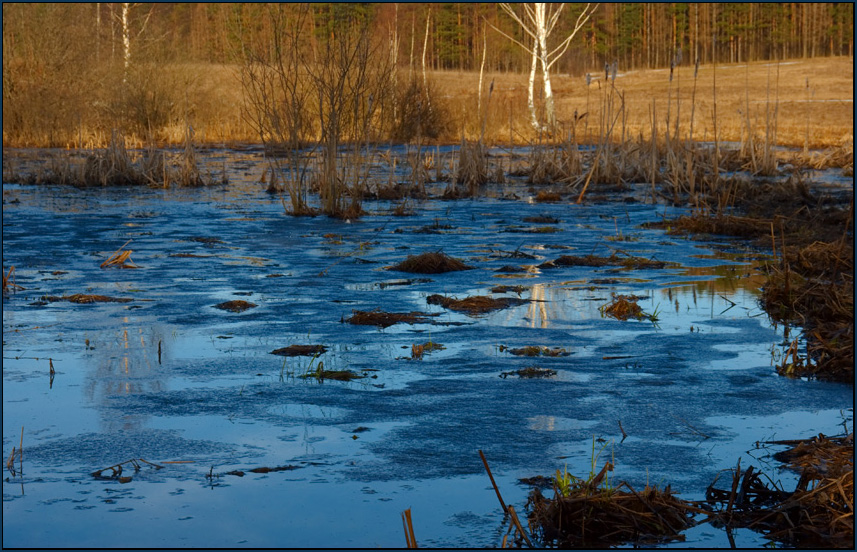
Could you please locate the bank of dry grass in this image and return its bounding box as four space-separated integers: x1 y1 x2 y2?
2 58 851 149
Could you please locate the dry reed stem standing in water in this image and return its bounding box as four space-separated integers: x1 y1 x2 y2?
401 508 418 548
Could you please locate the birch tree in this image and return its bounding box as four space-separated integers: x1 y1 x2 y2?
494 3 598 131
116 3 153 81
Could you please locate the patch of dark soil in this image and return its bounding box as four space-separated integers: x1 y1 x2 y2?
214 300 257 313
376 278 433 289
187 236 225 245
270 345 328 357
523 215 560 224
299 368 365 381
503 225 561 234
496 265 530 273
490 248 537 260
414 221 456 234
42 294 133 304
389 251 474 274
426 294 527 315
540 253 674 270
500 367 557 379
500 345 570 357
225 464 302 477
534 190 562 202
519 475 554 488
492 285 528 295
345 308 437 328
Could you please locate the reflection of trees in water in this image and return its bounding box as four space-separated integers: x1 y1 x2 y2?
658 262 767 316
502 262 765 327
84 318 168 433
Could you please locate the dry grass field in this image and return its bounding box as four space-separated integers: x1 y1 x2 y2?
179 56 851 149
431 56 854 148
4 57 851 150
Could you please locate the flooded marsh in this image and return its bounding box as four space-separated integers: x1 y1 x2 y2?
2 146 852 548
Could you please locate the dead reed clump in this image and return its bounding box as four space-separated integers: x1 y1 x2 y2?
762 240 853 382
453 138 490 197
91 458 163 482
389 251 474 274
2 267 26 294
411 341 445 360
213 300 257 313
100 240 139 269
600 294 646 321
345 309 437 328
706 434 854 549
527 469 697 547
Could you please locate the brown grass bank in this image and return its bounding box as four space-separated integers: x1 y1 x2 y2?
2 58 852 149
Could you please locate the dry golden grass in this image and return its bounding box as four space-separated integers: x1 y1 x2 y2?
4 58 851 149
430 56 853 148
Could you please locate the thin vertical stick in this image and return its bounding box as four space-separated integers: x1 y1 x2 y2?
507 505 533 548
19 426 24 474
401 508 417 548
479 449 507 513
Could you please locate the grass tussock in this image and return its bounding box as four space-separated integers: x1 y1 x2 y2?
389 252 474 274
527 465 697 548
600 294 651 321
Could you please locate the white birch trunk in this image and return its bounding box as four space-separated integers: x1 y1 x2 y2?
527 36 539 131
422 8 430 95
495 3 597 132
477 29 486 117
122 2 131 76
534 4 555 127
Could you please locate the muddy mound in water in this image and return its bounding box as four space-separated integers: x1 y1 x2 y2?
389 252 474 274
214 300 257 313
426 294 527 314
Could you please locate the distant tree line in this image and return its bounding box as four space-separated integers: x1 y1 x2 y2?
2 3 853 146
4 3 852 73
